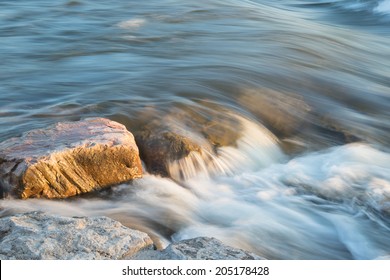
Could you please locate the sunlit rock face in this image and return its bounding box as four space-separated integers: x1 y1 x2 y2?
0 212 153 260
0 118 142 199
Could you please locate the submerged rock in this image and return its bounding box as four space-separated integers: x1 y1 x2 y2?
175 103 243 148
131 237 265 260
0 118 142 199
0 212 153 260
238 87 311 138
237 87 364 154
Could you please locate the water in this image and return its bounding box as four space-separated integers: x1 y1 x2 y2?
1 0 390 259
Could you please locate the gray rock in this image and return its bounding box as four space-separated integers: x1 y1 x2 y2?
131 237 265 260
0 118 142 199
0 212 153 260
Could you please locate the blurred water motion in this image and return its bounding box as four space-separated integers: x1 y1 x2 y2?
1 0 390 259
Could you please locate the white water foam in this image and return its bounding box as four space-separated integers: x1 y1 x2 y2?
117 18 146 29
171 143 390 259
1 137 390 258
168 116 285 181
375 0 390 14
279 143 390 213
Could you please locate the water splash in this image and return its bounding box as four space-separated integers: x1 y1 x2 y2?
0 0 389 260
280 143 390 214
2 137 390 259
168 116 285 181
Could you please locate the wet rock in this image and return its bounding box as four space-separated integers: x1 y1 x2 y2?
0 212 153 260
131 237 265 260
237 87 311 138
0 118 142 199
162 237 265 260
237 87 368 155
176 103 243 148
135 127 202 177
134 104 243 177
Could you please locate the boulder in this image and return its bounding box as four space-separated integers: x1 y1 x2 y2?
0 118 142 199
131 237 265 260
134 105 243 177
237 87 311 138
174 103 243 148
135 127 202 177
237 87 365 154
0 212 153 260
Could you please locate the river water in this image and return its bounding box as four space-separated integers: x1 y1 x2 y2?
1 0 390 259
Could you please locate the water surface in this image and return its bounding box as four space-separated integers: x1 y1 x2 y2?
1 0 390 259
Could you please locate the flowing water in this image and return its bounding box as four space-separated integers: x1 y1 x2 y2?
1 0 390 259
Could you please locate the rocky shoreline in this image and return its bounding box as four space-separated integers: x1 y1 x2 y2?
0 211 264 260
0 117 243 199
0 117 264 260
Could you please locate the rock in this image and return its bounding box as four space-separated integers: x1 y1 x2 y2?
162 237 265 260
134 104 243 177
237 87 311 138
237 87 366 155
0 212 153 260
135 127 202 177
131 237 265 260
0 118 142 199
175 103 243 148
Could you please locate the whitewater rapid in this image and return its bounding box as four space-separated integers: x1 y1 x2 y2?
2 117 390 259
1 0 389 259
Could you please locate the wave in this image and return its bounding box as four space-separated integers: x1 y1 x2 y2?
339 0 390 15
317 0 390 15
274 0 390 24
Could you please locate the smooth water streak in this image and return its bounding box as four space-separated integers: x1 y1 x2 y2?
0 0 389 259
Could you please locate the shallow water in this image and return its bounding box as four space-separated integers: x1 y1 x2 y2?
1 0 390 259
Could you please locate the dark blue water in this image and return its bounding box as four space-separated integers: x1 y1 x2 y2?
1 0 390 259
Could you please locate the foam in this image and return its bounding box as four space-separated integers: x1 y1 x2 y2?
117 18 146 29
2 143 390 259
168 116 285 181
375 0 390 14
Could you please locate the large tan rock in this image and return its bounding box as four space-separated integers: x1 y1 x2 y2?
0 118 142 199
